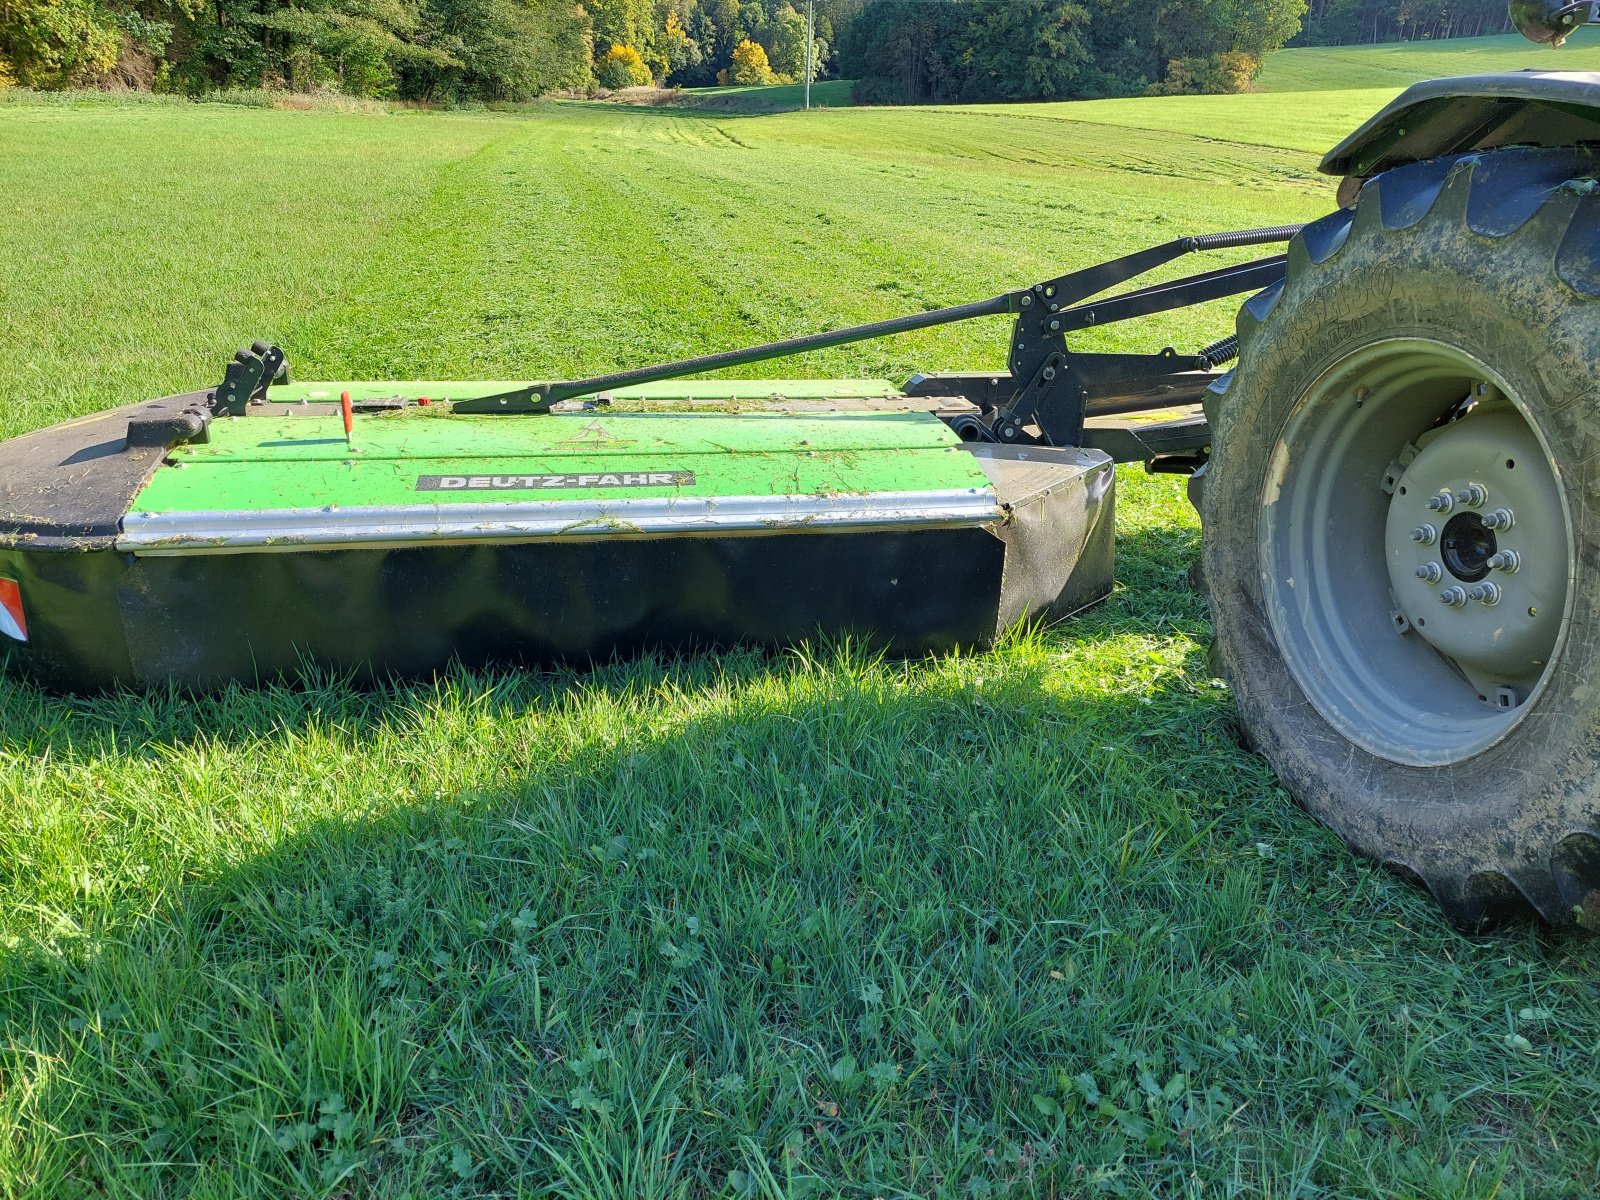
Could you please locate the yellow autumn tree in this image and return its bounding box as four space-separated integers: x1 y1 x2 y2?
729 38 775 86
595 43 652 89
1146 52 1259 96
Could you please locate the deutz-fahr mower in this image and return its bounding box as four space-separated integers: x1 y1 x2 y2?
5 0 1600 928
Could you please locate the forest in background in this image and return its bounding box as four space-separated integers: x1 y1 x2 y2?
837 0 1305 105
0 0 1523 105
1293 0 1514 45
0 0 859 100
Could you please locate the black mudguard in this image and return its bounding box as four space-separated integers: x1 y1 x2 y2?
1322 69 1600 183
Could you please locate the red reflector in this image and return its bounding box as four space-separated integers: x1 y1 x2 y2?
0 578 25 643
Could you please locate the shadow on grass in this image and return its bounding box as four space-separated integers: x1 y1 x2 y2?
2 528 1592 1199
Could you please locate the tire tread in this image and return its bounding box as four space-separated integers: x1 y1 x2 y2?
1212 147 1600 930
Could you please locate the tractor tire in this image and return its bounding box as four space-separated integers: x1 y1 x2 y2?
1202 147 1600 929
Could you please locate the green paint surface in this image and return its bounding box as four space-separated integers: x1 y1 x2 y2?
133 397 991 514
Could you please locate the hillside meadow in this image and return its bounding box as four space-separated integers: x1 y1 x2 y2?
2 36 1599 1199
1256 30 1600 91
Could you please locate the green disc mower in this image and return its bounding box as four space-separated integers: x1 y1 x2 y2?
6 1 1600 928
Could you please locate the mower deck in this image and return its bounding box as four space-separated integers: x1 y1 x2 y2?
3 224 1316 691
0 379 1114 691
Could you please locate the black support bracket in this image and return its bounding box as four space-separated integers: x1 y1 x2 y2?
212 341 288 417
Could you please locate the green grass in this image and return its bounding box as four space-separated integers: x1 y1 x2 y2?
953 31 1600 157
2 68 1599 1198
1258 32 1600 92
953 87 1405 155
634 79 856 113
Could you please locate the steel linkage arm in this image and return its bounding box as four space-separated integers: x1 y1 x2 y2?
453 295 1023 413
451 224 1305 425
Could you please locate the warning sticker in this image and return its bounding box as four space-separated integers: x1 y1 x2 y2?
416 471 695 492
0 578 26 643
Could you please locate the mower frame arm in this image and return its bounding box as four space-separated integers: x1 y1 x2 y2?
450 224 1304 429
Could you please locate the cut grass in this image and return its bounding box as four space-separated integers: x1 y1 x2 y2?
3 65 1600 1199
606 79 856 112
0 99 1333 441
1258 31 1600 92
955 32 1600 157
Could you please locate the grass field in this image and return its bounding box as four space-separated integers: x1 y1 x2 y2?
1257 31 1600 91
655 31 1600 121
615 79 856 112
3 37 1600 1199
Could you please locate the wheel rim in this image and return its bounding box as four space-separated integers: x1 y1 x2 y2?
1258 338 1572 767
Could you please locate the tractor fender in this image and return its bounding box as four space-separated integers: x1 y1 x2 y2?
1322 70 1600 186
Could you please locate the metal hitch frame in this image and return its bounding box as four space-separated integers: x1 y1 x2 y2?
440 225 1303 450
203 226 1301 460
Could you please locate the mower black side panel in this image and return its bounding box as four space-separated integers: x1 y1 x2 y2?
1322 70 1600 181
0 531 1008 691
971 444 1116 626
0 549 137 688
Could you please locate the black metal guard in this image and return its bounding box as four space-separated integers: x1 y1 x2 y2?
212 341 288 417
451 224 1304 420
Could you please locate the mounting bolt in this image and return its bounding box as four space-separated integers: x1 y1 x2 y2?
1469 581 1503 606
1487 549 1521 572
1415 561 1443 582
1042 365 1057 381
1440 586 1468 607
1453 482 1488 508
1409 524 1437 545
1048 319 1062 332
1426 492 1454 513
1484 507 1515 531
1019 294 1033 308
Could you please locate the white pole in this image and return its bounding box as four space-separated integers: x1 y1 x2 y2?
805 0 813 109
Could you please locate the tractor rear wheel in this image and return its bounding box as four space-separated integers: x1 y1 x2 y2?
1202 147 1600 928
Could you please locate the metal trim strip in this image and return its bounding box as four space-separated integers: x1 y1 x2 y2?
116 489 1001 555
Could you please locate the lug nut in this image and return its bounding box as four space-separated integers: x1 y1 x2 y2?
1415 561 1443 582
1453 483 1488 508
1487 549 1521 572
1426 493 1454 513
1410 524 1437 545
1469 582 1503 606
1440 586 1468 607
1484 508 1515 531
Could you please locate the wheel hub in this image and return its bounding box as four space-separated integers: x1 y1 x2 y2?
1384 403 1566 697
1439 511 1495 582
1259 338 1574 766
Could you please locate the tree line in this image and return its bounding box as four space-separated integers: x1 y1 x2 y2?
0 0 858 100
0 0 1521 104
1293 0 1513 45
838 0 1307 105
